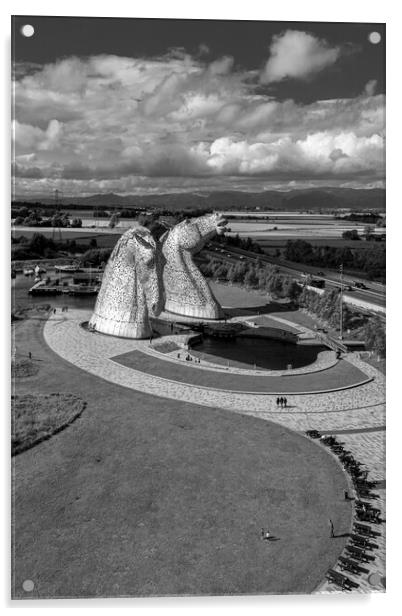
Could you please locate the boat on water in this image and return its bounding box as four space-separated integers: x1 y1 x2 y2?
30 287 60 296
28 280 59 296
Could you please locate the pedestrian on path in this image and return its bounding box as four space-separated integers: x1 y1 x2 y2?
28 351 32 360
276 397 280 407
284 397 287 408
280 397 284 408
329 519 335 538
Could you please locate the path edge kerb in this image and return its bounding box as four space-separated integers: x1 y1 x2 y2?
110 355 373 396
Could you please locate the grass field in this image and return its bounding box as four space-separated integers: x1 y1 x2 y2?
12 307 351 597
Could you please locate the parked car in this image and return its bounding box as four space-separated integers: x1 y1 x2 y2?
317 271 325 276
354 281 368 289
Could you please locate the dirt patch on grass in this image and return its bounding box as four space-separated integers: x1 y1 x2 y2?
12 393 86 456
12 359 40 378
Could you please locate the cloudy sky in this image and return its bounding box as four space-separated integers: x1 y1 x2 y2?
12 16 385 197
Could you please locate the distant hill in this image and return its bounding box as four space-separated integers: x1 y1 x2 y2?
13 187 385 212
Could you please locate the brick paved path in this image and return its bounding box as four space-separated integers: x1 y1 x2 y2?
43 308 386 594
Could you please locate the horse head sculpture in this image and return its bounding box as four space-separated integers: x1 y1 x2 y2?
89 226 164 339
161 212 228 319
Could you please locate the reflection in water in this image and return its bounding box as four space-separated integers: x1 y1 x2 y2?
192 336 327 370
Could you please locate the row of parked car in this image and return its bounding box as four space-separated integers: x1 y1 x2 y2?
306 430 383 592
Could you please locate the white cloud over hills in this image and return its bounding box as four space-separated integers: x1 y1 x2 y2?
12 32 385 196
260 30 341 84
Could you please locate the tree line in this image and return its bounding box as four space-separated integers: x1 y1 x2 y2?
199 253 385 358
298 287 385 358
284 239 385 282
12 206 82 229
11 233 100 261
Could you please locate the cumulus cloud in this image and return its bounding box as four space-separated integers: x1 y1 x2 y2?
261 30 340 84
12 50 384 196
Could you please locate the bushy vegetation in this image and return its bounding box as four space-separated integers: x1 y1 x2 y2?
79 248 112 267
11 233 99 261
342 230 360 240
336 212 383 224
200 254 386 358
284 239 385 282
298 287 386 357
215 232 264 254
199 255 302 301
13 206 82 229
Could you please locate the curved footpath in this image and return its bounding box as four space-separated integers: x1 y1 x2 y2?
14 308 385 596
13 312 354 598
43 309 385 434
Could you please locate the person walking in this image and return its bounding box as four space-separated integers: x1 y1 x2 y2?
28 351 32 360
276 397 280 407
280 397 284 408
329 519 335 538
284 397 287 408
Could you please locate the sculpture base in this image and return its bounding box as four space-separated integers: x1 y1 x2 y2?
89 313 152 339
163 299 223 321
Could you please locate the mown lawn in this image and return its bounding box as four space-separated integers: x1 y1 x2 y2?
11 293 352 598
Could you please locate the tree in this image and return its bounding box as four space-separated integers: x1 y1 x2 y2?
284 279 302 300
364 225 374 240
109 213 120 228
80 248 112 266
363 318 386 358
29 233 55 256
244 266 258 287
342 229 360 240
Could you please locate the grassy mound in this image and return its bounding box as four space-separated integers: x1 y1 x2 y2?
12 393 85 455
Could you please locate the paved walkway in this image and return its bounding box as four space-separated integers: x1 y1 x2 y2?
42 308 386 594
113 350 370 394
43 310 385 433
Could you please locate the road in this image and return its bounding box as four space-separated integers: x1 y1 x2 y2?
204 243 386 310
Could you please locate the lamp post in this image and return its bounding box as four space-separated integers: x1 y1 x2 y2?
339 263 343 340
